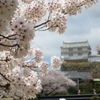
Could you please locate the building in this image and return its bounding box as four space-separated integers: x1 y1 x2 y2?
64 70 93 89
61 41 100 62
88 55 100 62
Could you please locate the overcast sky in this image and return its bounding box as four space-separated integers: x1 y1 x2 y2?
31 2 100 62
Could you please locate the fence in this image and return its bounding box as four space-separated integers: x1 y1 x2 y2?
40 94 100 100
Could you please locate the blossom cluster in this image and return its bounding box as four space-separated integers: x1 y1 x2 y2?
24 46 60 74
47 0 62 11
0 51 15 73
0 50 60 99
11 17 34 41
9 17 34 58
96 44 100 51
15 0 46 22
39 70 76 95
45 0 98 33
46 10 67 34
4 67 42 100
0 51 41 99
0 0 18 20
51 56 60 68
39 61 49 76
61 0 98 15
28 46 44 63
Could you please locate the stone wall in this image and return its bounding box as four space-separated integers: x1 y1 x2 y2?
61 61 100 74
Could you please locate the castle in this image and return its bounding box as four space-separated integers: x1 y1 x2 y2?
61 41 100 62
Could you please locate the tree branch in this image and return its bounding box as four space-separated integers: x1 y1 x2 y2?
0 43 19 47
0 34 17 40
35 25 46 31
0 73 11 82
0 83 10 89
62 0 96 14
36 25 55 31
42 85 58 96
45 87 58 96
0 56 11 62
34 20 50 28
8 33 17 38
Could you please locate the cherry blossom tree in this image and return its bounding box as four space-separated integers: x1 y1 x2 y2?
0 0 98 100
96 44 100 54
39 70 76 96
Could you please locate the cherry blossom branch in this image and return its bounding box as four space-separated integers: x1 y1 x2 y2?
0 84 5 87
34 20 51 28
63 0 96 14
0 73 11 82
42 86 58 96
0 43 19 47
14 94 22 99
0 83 10 89
48 12 52 20
8 33 17 38
34 0 95 31
0 59 9 62
0 34 17 40
37 25 56 31
0 57 11 62
35 0 96 29
35 25 46 31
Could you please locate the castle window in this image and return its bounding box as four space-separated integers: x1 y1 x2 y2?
69 54 73 56
69 48 73 51
78 53 82 56
78 48 82 51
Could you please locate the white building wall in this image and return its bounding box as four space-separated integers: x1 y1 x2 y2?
61 47 88 53
61 47 89 60
61 48 69 52
82 47 88 51
62 53 88 60
88 56 100 62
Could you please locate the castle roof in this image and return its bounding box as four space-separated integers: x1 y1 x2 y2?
65 70 93 80
61 41 91 49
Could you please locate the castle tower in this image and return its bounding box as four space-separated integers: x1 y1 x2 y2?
61 41 91 61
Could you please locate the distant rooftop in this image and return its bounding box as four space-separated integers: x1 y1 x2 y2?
65 70 93 80
88 55 100 58
61 41 91 48
65 70 81 79
78 71 93 80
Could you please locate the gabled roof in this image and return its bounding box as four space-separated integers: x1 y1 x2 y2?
61 41 91 48
78 71 93 80
65 70 93 80
65 70 81 79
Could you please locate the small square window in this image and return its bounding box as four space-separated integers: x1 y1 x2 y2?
78 48 82 51
78 53 82 56
69 54 73 56
69 48 73 51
